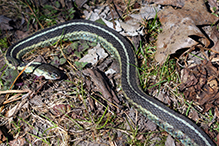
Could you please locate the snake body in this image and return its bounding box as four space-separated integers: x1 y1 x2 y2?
5 19 215 146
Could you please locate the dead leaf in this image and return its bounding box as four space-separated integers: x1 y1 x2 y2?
155 0 218 64
145 119 157 131
216 133 219 146
75 0 87 7
208 79 218 90
51 104 71 116
9 137 26 146
188 108 199 122
149 0 185 7
0 129 7 143
155 8 206 64
165 135 175 146
0 15 13 30
204 26 219 52
215 107 219 118
82 68 120 111
15 30 29 40
179 0 218 25
180 60 219 109
130 5 161 20
79 44 108 65
5 103 19 117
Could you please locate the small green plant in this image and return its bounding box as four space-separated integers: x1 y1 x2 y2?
20 1 75 29
212 7 219 17
50 56 66 67
0 37 8 50
1 68 18 90
144 13 162 39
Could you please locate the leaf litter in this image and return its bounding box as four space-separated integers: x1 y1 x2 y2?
153 2 219 140
1 0 219 145
155 0 218 64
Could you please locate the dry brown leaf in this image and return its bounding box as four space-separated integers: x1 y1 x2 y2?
5 104 19 118
215 107 219 118
145 119 157 131
188 108 199 122
0 15 13 30
9 137 26 146
74 0 87 7
216 134 219 146
165 135 175 146
204 26 219 52
82 68 120 111
180 60 219 109
51 104 71 116
155 7 206 64
15 30 30 40
155 0 218 64
0 130 7 143
148 0 185 7
180 0 218 25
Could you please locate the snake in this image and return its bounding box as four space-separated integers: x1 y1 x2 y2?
5 19 215 146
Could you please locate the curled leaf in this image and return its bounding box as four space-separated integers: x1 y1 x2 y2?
155 0 218 64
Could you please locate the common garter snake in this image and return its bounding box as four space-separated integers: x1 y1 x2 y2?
5 19 215 146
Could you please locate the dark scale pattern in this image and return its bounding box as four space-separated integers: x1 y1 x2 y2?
5 19 215 146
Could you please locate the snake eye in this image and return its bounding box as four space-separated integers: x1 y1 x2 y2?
48 69 62 80
53 72 61 79
47 71 60 80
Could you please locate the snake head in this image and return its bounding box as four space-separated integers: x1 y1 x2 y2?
33 64 62 80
